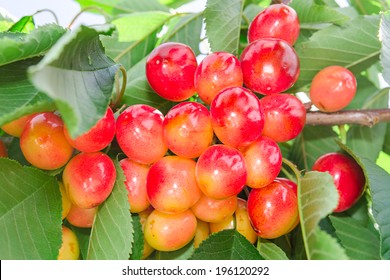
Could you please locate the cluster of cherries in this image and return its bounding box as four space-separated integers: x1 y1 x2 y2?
0 4 366 259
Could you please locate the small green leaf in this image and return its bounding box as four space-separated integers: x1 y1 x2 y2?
8 16 35 33
204 0 245 55
190 230 263 260
155 240 195 260
0 24 66 66
0 11 14 32
380 11 390 85
29 24 120 138
0 158 62 259
257 239 289 260
0 57 55 126
87 160 133 260
129 214 144 260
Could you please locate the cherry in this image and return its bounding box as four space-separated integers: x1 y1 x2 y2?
247 180 299 239
260 93 306 142
195 144 247 199
146 156 201 214
209 215 234 233
235 198 258 243
58 225 80 260
309 66 357 112
0 139 7 157
191 194 237 223
194 51 243 105
143 209 197 251
312 152 366 212
146 42 197 101
240 38 300 95
63 152 116 209
1 113 36 137
194 219 210 248
66 204 97 228
248 4 300 45
20 112 73 170
210 86 265 148
64 107 115 153
120 158 150 213
59 182 71 220
138 207 155 259
116 104 168 165
163 101 213 159
239 136 282 189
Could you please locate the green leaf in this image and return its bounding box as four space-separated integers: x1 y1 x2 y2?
0 158 62 259
68 226 91 260
87 160 132 260
204 0 245 55
75 0 169 15
190 230 263 260
0 57 55 126
380 11 390 85
291 0 350 28
350 0 382 15
257 239 289 260
0 24 66 67
129 214 144 260
0 11 14 32
293 15 381 91
289 126 339 171
8 16 35 33
159 0 195 8
28 24 120 138
154 240 195 260
384 124 390 154
299 171 349 260
347 87 389 162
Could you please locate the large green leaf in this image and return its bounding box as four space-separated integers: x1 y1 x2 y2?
204 0 245 55
0 158 62 259
154 241 195 260
299 171 348 260
380 11 390 85
257 239 289 260
384 124 390 154
87 160 132 260
190 230 263 260
0 24 66 66
293 15 381 91
75 0 169 15
29 24 120 138
289 126 339 171
350 0 382 15
0 57 56 126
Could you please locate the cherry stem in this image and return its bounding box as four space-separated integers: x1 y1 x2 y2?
305 108 390 127
68 6 109 29
110 66 127 110
33 9 59 24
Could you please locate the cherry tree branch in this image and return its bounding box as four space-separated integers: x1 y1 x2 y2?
305 108 390 127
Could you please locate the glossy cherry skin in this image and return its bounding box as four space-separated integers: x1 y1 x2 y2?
248 4 300 45
309 66 357 112
1 113 36 137
0 139 7 157
274 177 300 230
64 107 115 152
147 156 202 214
120 158 150 213
144 209 197 252
20 112 73 170
146 42 197 101
163 102 213 158
194 52 243 105
239 136 282 189
260 93 306 142
235 198 258 243
196 144 247 199
191 194 237 223
116 104 168 165
58 226 80 260
66 204 97 228
312 152 366 212
210 86 265 148
241 38 300 95
247 180 299 239
63 152 116 209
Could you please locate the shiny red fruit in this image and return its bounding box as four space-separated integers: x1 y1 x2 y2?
248 4 300 45
312 152 366 212
241 38 300 95
146 42 197 101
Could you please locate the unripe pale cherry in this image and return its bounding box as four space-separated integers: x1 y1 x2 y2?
260 93 306 142
239 136 282 188
58 226 80 260
194 219 210 248
64 107 116 152
147 156 202 213
209 215 234 233
248 4 300 45
312 152 366 212
241 38 300 95
138 207 155 259
146 42 197 101
144 209 197 252
59 182 71 220
20 112 73 170
116 104 168 165
120 158 150 213
191 194 237 223
163 102 213 159
63 152 116 209
196 144 247 199
235 198 258 244
210 86 265 148
194 51 243 105
1 113 36 137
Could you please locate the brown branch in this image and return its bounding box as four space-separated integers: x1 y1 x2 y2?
305 109 390 127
